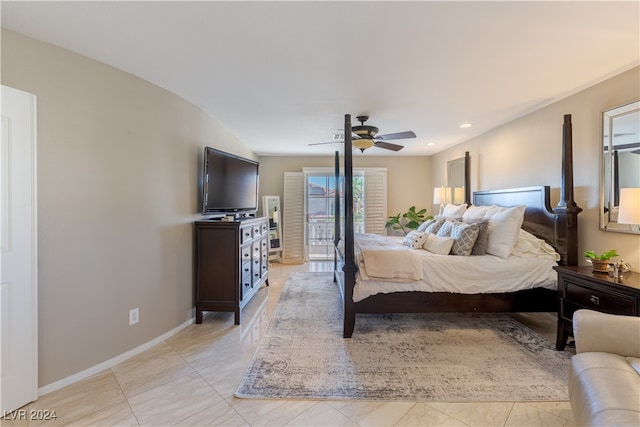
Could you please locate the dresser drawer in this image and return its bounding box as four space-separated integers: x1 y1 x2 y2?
241 245 252 262
241 225 253 243
564 281 636 315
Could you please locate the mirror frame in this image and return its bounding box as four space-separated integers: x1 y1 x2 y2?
600 100 640 234
262 195 283 253
446 151 471 205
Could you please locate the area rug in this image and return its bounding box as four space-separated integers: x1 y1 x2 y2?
235 272 571 402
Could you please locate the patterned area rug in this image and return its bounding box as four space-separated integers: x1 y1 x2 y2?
235 272 570 401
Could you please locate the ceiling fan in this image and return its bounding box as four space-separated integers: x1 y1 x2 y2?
309 115 416 152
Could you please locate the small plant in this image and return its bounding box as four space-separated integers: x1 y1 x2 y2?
584 249 618 261
385 206 433 235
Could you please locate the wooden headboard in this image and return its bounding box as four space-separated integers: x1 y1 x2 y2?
473 186 578 266
471 115 581 266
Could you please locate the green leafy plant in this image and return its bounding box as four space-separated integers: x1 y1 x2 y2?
385 206 433 235
583 249 618 261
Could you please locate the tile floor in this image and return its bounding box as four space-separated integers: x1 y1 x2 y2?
3 262 576 427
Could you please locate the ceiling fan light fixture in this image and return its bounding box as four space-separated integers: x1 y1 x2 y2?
352 125 379 139
352 138 375 151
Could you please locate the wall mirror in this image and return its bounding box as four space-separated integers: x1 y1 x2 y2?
600 100 640 234
446 151 471 205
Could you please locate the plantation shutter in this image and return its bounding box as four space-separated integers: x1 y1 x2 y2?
363 169 387 235
282 172 305 263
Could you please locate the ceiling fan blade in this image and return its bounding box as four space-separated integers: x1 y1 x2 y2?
376 131 416 141
374 141 404 151
308 141 342 146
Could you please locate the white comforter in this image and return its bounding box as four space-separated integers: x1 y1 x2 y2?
352 232 558 302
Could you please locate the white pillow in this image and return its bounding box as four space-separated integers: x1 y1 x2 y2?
462 205 490 220
485 205 526 258
422 234 454 255
441 203 468 218
402 230 429 249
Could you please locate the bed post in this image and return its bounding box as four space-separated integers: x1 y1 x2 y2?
342 114 357 338
333 151 341 282
464 151 471 205
554 114 582 265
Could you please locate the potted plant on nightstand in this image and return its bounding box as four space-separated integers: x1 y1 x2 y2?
584 249 618 273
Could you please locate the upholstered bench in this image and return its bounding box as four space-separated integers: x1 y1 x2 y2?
569 309 640 426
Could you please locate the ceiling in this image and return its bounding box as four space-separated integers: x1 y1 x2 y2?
2 1 639 156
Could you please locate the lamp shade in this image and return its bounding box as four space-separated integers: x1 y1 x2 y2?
617 188 640 225
352 139 375 151
433 187 446 205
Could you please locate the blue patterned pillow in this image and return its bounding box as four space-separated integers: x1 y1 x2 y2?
417 218 436 232
436 219 455 237
422 217 446 235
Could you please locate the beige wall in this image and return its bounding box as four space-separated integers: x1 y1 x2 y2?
4 25 639 389
258 155 433 220
1 30 256 387
431 66 640 269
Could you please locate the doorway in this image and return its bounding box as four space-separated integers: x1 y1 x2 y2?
1 85 39 412
306 173 364 260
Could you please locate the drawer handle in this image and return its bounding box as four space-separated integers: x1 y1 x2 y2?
590 295 600 305
244 253 249 258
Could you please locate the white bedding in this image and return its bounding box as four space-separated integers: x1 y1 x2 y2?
352 232 558 302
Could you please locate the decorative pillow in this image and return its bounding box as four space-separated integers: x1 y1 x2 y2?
441 203 468 218
422 234 455 255
417 218 437 232
402 230 429 249
436 219 456 237
449 221 480 256
464 218 489 255
485 205 526 258
423 217 446 235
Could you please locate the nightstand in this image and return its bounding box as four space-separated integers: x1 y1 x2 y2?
554 265 640 350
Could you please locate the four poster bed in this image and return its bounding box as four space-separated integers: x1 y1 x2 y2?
333 114 582 338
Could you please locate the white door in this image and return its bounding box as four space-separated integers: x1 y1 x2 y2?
1 85 38 412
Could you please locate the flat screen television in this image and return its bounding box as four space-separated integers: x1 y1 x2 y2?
201 147 259 215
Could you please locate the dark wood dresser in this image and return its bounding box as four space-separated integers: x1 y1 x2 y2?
554 265 640 350
195 217 269 325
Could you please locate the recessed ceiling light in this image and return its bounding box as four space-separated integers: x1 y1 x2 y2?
426 142 437 146
460 123 472 128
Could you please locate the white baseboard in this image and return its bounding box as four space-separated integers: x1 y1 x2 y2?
38 317 194 397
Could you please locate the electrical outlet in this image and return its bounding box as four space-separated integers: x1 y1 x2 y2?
129 308 139 326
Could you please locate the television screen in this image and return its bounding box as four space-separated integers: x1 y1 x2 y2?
202 147 259 214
